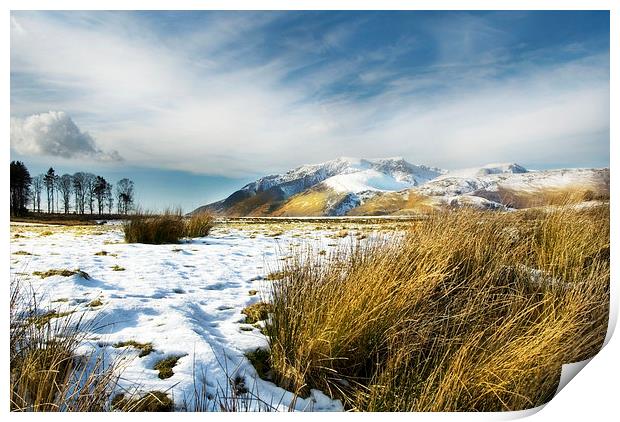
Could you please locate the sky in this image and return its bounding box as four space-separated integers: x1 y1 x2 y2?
10 11 610 211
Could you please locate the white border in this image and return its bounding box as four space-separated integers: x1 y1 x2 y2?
2 1 616 421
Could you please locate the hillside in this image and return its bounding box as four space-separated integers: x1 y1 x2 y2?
192 158 609 217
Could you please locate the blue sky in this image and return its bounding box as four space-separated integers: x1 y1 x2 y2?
10 11 609 211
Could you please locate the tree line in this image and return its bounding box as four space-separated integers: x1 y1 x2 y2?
10 161 135 217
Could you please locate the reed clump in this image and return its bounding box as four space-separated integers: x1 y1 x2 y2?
123 210 215 244
264 203 609 411
185 212 215 238
10 281 121 411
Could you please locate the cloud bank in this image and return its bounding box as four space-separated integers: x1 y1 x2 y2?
10 111 122 161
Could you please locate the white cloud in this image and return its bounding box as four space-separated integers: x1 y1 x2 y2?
10 111 122 161
10 12 609 176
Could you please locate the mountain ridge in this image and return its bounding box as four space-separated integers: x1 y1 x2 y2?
191 158 609 217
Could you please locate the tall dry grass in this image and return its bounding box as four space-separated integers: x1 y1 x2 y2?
10 281 121 411
185 212 216 238
123 210 215 244
264 203 609 411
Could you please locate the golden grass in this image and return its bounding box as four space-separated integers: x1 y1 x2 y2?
263 203 609 411
32 269 90 279
10 281 121 411
241 302 273 324
111 391 173 411
123 210 186 244
185 212 216 237
496 185 609 209
114 340 154 358
123 210 216 244
88 298 103 308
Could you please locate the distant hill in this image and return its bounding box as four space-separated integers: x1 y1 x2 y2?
191 158 609 216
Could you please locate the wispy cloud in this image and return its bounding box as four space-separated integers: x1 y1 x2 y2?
10 11 609 176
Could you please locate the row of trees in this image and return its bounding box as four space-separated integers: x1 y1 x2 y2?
10 161 135 217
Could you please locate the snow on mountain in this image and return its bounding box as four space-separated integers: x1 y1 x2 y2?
416 167 603 198
322 158 443 193
192 158 608 217
436 163 527 180
240 157 443 197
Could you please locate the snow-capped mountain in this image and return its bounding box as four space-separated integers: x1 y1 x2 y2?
191 158 609 217
240 157 442 196
193 157 444 216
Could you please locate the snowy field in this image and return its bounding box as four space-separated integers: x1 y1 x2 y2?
9 220 403 411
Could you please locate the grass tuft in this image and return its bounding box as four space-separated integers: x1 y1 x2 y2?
111 391 173 412
11 280 121 411
123 210 186 244
241 302 273 324
32 269 90 279
123 210 216 244
185 212 215 237
88 299 103 308
154 355 184 379
13 250 33 255
114 340 154 358
245 348 273 381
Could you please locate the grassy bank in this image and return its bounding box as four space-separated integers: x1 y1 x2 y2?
263 203 610 411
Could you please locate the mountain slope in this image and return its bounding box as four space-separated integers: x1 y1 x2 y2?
191 159 609 217
357 167 609 214
192 157 443 216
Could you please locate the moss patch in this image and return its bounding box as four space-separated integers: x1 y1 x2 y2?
32 269 90 279
114 340 154 358
241 302 273 324
153 355 184 379
111 391 173 412
111 265 125 271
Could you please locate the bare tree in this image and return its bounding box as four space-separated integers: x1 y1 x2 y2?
44 168 56 213
58 174 73 214
72 172 87 214
105 182 114 214
93 176 110 215
116 178 134 215
82 173 96 214
31 174 44 213
54 174 61 213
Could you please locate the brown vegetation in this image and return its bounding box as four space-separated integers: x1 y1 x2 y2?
263 203 609 411
10 281 120 411
123 210 216 244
